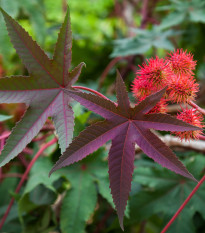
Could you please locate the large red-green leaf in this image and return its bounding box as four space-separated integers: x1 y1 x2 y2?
52 72 201 229
50 120 128 174
132 87 167 117
135 113 198 132
0 8 84 166
64 88 120 120
0 8 58 87
132 124 196 180
115 70 130 117
108 123 135 229
52 9 72 85
67 62 86 86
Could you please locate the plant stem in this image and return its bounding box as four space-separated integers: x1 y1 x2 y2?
22 147 33 155
98 57 122 89
198 135 205 141
18 154 29 168
188 101 205 115
32 133 52 142
72 85 111 101
0 137 57 230
141 0 149 29
0 131 10 140
161 175 205 233
94 207 113 233
1 173 25 179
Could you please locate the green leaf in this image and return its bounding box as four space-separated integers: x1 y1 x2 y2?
189 9 205 23
159 12 185 29
29 184 57 205
60 171 97 233
0 204 22 232
19 0 46 45
18 157 60 223
22 157 61 194
159 0 205 28
129 154 205 231
111 26 177 57
18 193 37 217
0 114 12 121
165 210 195 233
0 166 19 206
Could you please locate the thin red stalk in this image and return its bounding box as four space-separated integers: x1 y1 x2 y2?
0 137 57 230
1 173 25 179
98 57 122 89
161 175 205 233
72 86 110 101
94 207 113 233
0 131 10 140
22 147 33 155
0 168 2 182
198 135 205 141
41 126 55 131
141 0 149 29
188 101 205 115
32 133 52 142
0 139 4 152
18 154 29 168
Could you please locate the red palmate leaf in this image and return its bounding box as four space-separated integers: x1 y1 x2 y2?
51 72 201 229
0 8 85 166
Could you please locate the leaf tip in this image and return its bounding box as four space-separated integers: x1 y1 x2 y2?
49 163 61 177
48 167 55 177
0 7 4 13
81 62 86 68
159 85 168 96
0 7 7 18
119 218 124 231
116 70 123 82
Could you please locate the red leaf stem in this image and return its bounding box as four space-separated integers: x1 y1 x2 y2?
22 147 33 155
188 101 205 115
0 137 57 230
32 133 52 142
0 131 10 141
18 154 29 168
72 85 111 101
0 140 4 152
198 135 205 141
0 168 2 181
1 173 25 179
98 57 122 89
161 175 205 233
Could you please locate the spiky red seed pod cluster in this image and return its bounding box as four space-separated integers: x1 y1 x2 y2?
132 49 198 104
167 74 199 103
174 108 204 141
168 49 196 76
148 98 168 114
136 57 169 89
132 49 203 140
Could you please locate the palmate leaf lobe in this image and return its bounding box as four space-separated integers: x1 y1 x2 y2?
50 72 201 230
0 8 84 166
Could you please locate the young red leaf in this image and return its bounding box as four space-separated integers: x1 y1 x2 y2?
51 72 201 229
0 8 84 166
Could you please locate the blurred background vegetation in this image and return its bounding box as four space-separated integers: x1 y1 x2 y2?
0 0 205 232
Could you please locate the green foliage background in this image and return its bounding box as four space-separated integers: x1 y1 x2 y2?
0 0 205 232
